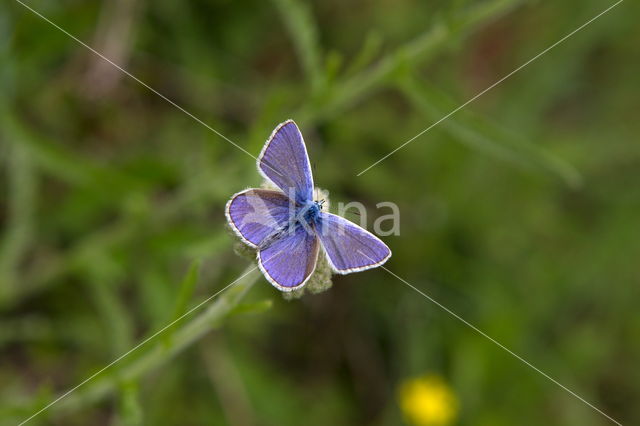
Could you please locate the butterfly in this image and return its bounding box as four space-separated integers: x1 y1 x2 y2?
225 120 391 292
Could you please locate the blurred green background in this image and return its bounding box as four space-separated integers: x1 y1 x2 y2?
1 0 639 424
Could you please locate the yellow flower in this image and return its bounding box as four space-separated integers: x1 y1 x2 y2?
399 374 459 426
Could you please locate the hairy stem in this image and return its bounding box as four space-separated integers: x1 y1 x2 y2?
39 265 261 419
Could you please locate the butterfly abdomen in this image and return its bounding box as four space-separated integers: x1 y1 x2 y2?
258 220 305 250
258 202 322 251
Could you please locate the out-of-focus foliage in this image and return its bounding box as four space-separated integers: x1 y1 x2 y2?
1 0 639 424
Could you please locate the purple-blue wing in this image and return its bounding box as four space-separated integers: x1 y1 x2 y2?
225 189 292 248
258 225 319 291
316 212 391 274
258 120 314 204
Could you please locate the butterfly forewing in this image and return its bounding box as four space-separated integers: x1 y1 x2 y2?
316 212 391 274
226 189 293 247
258 120 314 204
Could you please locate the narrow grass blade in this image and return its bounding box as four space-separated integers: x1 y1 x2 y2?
271 0 324 93
163 259 201 347
0 141 37 304
398 75 582 187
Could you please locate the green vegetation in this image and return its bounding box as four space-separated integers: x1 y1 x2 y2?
1 0 638 424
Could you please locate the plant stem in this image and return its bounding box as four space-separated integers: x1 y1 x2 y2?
0 141 37 305
301 0 524 123
271 0 324 94
42 265 261 418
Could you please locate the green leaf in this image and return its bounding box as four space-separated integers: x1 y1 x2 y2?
118 380 143 426
0 111 142 194
0 141 37 304
163 259 201 347
228 299 274 316
309 0 525 121
271 0 324 94
397 74 582 187
343 31 383 78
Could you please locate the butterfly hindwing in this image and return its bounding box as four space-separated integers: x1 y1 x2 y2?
316 212 391 274
225 189 292 247
258 120 314 204
258 224 320 291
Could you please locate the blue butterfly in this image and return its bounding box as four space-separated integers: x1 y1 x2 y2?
226 120 391 292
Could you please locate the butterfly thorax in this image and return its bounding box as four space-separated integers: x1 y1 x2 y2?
298 200 322 225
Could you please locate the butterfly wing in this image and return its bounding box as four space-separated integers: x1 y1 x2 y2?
258 120 314 204
258 225 319 291
226 189 292 248
316 212 391 274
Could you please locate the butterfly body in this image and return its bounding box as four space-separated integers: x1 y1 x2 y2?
256 199 323 250
300 200 323 225
226 120 391 292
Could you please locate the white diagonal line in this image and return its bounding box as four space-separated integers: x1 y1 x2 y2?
362 253 622 425
18 264 261 425
356 0 624 176
13 0 256 162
